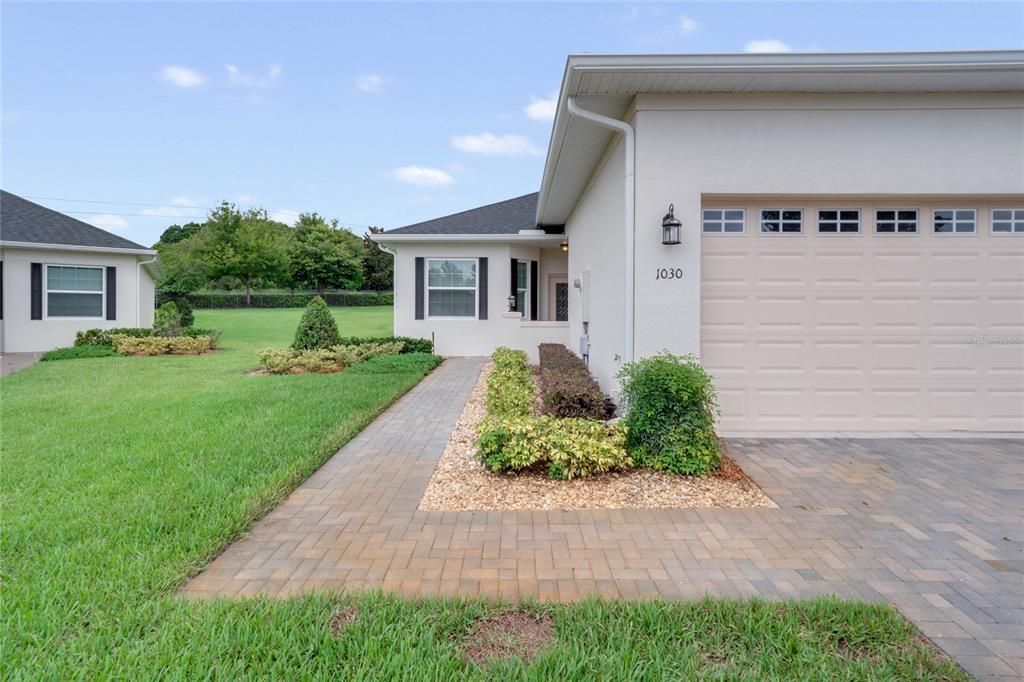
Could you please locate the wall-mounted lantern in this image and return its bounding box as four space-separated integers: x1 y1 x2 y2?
507 294 517 312
663 201 679 244
560 237 569 253
662 204 682 245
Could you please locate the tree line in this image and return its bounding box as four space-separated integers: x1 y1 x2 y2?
155 202 393 304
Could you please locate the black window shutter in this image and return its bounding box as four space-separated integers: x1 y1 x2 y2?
478 257 488 320
1 261 4 320
106 267 117 320
509 258 518 311
30 263 42 320
414 257 425 320
530 260 539 321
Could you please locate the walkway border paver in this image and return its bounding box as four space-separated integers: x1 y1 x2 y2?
182 357 1024 680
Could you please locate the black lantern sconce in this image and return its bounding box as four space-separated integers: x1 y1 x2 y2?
662 204 682 245
507 294 517 312
560 237 569 253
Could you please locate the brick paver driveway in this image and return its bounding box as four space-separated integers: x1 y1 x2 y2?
183 358 1023 679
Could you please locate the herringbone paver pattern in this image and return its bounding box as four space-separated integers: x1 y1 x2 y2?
183 358 1024 679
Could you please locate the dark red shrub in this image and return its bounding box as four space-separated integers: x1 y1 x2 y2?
537 344 611 420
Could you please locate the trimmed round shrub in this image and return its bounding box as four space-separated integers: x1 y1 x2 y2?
617 353 721 475
291 296 341 350
154 302 183 337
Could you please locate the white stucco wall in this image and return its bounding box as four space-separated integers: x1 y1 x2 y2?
563 137 628 392
632 92 1024 366
389 242 569 362
0 246 156 352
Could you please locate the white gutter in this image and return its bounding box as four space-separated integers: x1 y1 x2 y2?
566 96 636 365
0 240 157 256
375 242 397 256
137 255 157 326
369 233 563 244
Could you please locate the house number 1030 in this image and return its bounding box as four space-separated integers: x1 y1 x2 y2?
656 268 683 280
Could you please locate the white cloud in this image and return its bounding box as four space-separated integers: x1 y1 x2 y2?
524 95 557 121
393 166 455 186
450 133 542 156
744 39 792 53
160 66 205 88
679 15 698 36
226 64 283 88
270 209 299 225
141 196 202 219
355 74 387 93
88 214 130 231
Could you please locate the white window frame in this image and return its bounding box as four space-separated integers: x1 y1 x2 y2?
759 208 803 235
874 208 919 236
991 208 1024 235
44 264 105 320
816 208 861 235
702 208 746 235
933 208 977 236
425 258 478 320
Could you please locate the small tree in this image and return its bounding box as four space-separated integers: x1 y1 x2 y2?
292 296 341 350
362 227 393 291
154 302 183 337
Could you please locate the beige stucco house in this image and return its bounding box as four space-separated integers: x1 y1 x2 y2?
0 191 158 353
373 50 1024 435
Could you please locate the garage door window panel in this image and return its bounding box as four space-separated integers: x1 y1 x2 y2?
934 209 976 234
876 209 918 234
991 209 1024 234
818 209 861 234
760 209 803 234
703 209 745 234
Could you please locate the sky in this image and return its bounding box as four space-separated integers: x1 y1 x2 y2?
2 1 1022 247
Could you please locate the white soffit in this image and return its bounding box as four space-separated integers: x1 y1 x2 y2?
536 51 1024 226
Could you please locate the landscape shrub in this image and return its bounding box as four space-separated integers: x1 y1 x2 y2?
476 415 630 480
256 341 404 374
486 348 533 418
617 353 721 475
336 335 433 354
292 296 342 350
345 352 441 375
112 335 215 356
74 328 152 347
172 297 195 327
154 302 185 337
537 343 609 419
41 345 119 362
161 290 393 309
181 327 220 347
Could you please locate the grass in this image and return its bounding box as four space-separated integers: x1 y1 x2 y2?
1 305 966 679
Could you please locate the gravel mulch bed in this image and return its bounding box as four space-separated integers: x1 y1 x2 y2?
419 361 776 511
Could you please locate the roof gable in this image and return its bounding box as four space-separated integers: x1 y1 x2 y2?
384 193 542 235
1 190 152 251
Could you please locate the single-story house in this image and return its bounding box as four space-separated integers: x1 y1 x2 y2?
0 190 158 353
373 50 1024 435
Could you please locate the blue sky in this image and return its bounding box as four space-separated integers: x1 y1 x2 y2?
3 1 1021 246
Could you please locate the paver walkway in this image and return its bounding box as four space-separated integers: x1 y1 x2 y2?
183 357 1024 679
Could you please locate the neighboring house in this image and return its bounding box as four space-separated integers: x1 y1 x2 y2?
0 191 158 353
375 50 1024 435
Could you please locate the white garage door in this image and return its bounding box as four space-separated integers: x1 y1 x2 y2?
700 201 1024 434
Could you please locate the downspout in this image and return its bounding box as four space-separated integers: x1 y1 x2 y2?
566 96 635 364
137 255 157 326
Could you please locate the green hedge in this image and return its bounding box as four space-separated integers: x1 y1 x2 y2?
337 336 433 354
41 345 120 362
158 290 393 309
74 328 153 347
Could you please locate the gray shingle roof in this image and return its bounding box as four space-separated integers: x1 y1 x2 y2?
1 190 152 251
384 192 550 235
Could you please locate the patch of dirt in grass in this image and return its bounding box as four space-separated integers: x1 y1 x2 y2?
330 606 359 637
699 649 731 669
462 611 553 665
419 361 776 511
834 635 877 662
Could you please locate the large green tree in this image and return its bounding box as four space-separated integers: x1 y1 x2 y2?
361 226 393 291
194 203 290 305
287 213 364 294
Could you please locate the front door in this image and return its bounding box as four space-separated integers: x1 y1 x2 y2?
549 276 569 321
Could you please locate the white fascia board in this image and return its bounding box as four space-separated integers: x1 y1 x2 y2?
536 50 1024 225
370 233 563 244
0 240 158 256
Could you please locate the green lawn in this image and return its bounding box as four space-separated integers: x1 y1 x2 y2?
0 305 965 679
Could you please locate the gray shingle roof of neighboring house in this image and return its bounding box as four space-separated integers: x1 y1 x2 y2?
1 190 152 251
384 192 556 235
